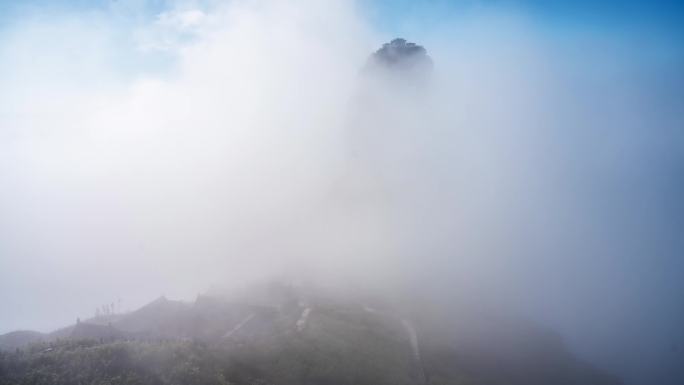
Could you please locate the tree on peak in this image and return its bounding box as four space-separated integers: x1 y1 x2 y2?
365 38 432 73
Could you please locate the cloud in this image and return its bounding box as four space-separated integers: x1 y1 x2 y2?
0 0 374 326
0 1 682 384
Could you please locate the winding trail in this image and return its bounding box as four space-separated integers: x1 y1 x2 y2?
222 313 255 339
360 302 427 384
296 308 311 332
402 319 427 385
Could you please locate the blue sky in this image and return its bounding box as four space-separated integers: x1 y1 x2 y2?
366 0 684 41
1 0 681 68
2 0 683 31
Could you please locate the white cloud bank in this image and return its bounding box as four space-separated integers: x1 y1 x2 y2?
0 1 682 384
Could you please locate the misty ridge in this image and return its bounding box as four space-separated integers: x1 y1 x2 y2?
0 280 622 385
0 1 683 385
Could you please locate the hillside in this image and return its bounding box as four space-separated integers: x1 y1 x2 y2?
0 331 44 352
0 283 621 385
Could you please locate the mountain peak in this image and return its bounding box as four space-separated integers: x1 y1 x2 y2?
365 38 433 75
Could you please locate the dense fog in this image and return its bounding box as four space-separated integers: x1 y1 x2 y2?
0 1 682 384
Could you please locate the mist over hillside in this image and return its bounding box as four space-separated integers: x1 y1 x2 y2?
0 280 622 385
1 1 683 385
